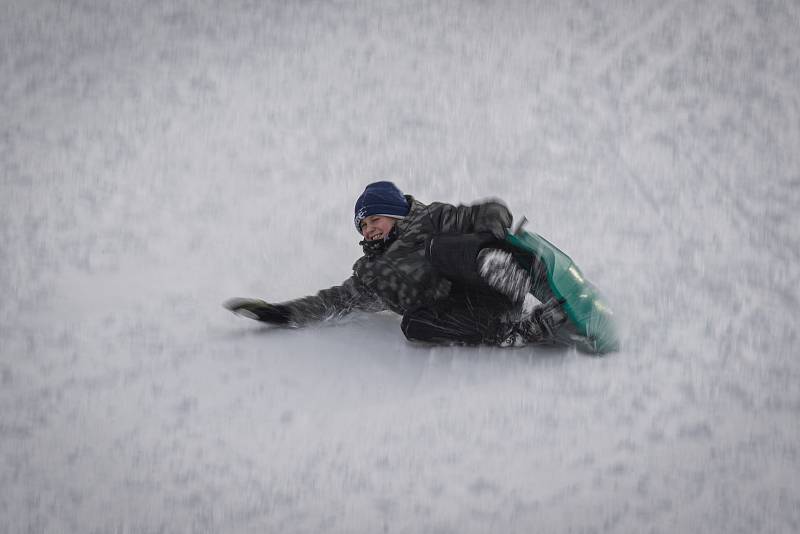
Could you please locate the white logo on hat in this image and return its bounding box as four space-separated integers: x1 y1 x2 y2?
355 206 368 227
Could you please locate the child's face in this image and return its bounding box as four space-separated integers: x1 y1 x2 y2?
360 216 396 241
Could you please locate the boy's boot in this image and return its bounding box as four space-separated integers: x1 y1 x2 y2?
477 248 531 304
519 297 568 342
498 297 568 347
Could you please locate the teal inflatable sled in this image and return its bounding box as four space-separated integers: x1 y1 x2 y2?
505 220 619 354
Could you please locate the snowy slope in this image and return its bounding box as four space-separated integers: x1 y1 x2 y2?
2 0 799 532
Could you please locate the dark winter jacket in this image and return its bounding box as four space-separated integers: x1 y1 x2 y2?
281 196 512 326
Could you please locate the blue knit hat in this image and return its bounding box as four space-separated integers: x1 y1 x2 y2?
354 181 410 233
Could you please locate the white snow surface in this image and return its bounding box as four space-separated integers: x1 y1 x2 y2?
2 1 799 532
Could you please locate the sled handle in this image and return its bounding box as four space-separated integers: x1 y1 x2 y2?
512 216 528 236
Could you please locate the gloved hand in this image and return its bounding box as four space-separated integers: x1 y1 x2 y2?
475 201 513 240
484 218 510 241
223 298 291 325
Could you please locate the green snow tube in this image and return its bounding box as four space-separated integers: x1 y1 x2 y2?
505 226 620 354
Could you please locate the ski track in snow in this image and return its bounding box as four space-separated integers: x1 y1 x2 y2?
1 1 799 533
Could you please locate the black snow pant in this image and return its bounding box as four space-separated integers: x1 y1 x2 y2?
401 285 514 345
400 232 516 345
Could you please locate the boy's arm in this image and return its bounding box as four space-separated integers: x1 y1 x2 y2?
280 276 387 326
430 199 512 239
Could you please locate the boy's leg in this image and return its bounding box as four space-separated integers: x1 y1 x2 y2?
426 233 550 305
417 233 567 346
401 289 568 347
426 232 498 286
401 287 512 345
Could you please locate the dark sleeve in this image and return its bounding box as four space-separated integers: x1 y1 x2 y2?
279 276 387 326
429 199 513 238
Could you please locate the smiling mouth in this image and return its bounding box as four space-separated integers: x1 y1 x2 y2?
371 233 383 240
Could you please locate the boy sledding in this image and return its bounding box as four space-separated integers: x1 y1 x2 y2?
225 181 618 354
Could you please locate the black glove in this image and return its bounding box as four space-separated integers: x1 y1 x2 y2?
475 201 513 240
484 219 510 241
223 298 292 325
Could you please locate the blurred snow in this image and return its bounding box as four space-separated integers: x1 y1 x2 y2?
1 0 799 532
